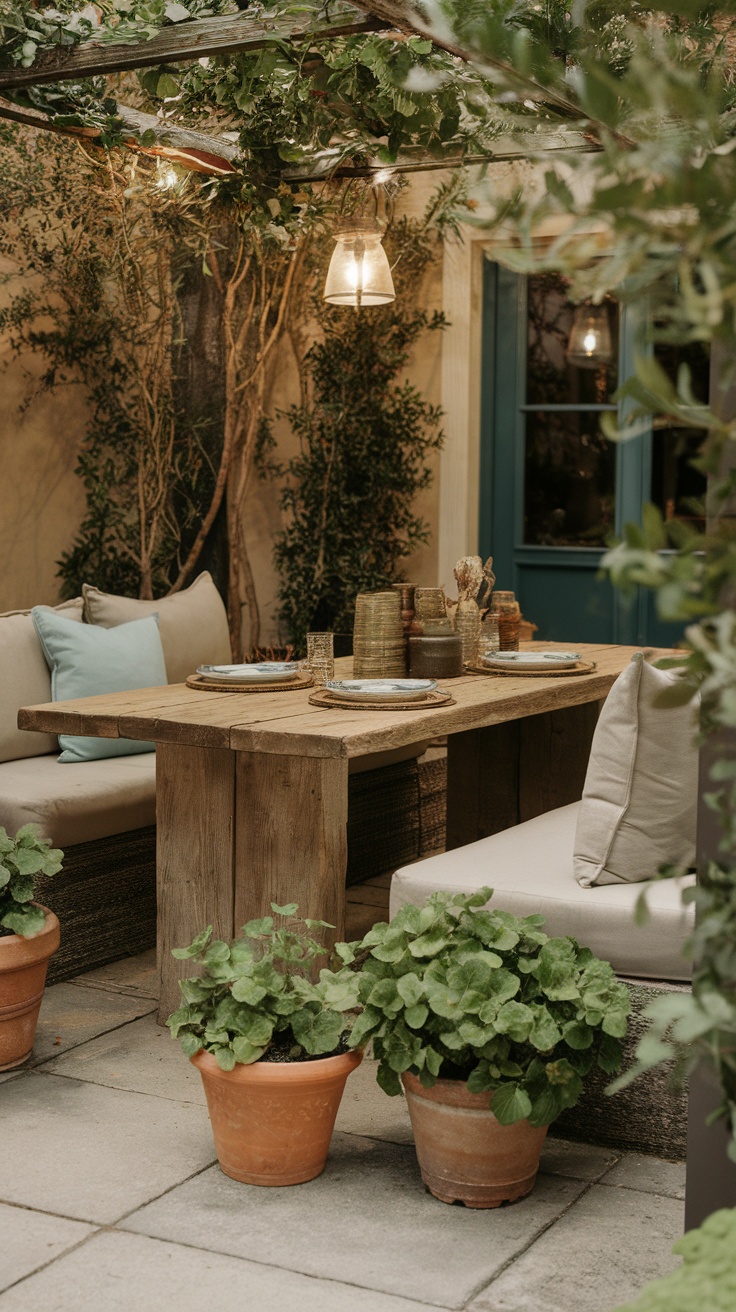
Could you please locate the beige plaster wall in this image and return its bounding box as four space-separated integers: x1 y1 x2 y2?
0 272 88 614
248 171 448 647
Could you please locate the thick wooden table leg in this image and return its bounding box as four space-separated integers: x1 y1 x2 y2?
446 702 600 850
446 723 520 850
234 752 348 949
519 701 600 822
155 743 236 1024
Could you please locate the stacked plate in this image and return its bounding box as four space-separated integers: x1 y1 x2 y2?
326 679 437 703
353 591 407 678
196 662 299 684
482 651 581 672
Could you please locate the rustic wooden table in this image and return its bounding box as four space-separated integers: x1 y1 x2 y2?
20 642 644 1020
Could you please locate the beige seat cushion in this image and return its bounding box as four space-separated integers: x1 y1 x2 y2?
574 654 699 887
0 598 83 764
0 752 156 847
83 572 231 684
390 802 695 981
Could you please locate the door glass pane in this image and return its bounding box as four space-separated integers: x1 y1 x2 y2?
527 272 619 406
650 340 708 532
524 412 616 547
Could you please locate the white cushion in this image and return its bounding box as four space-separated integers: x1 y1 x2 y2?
83 571 231 684
390 803 695 981
0 598 83 765
0 752 156 847
574 654 698 887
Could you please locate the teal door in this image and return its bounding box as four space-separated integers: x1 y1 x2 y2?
479 260 708 647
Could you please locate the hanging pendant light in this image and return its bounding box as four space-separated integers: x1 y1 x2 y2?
567 302 613 369
323 220 395 309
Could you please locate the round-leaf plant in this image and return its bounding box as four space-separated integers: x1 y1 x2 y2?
167 903 359 1071
0 824 63 938
332 888 631 1126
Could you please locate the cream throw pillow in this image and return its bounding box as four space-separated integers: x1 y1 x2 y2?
0 597 83 764
574 653 699 887
82 571 231 684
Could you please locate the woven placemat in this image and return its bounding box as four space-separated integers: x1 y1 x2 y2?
186 672 314 693
308 687 455 711
465 659 597 679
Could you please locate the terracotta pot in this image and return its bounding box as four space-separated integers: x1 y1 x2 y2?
0 907 60 1071
192 1046 363 1185
402 1071 548 1208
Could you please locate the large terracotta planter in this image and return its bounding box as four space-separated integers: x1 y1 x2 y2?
0 907 60 1071
403 1071 548 1208
192 1046 363 1185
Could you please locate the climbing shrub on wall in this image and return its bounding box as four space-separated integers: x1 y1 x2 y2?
0 126 219 600
257 203 448 652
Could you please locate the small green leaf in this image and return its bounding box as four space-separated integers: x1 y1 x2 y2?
271 902 299 917
490 1084 532 1125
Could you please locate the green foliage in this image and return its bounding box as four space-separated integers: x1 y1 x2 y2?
325 888 630 1124
166 904 356 1070
0 0 234 70
257 211 445 651
611 860 736 1159
0 125 219 598
0 825 63 938
613 1208 736 1312
174 17 501 175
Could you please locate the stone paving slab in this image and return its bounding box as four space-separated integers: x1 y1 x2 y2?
539 1136 620 1181
37 1014 204 1106
600 1152 686 1200
0 1073 214 1224
27 982 155 1067
122 1132 588 1309
71 950 157 1000
0 1230 450 1312
467 1182 684 1312
0 1202 95 1294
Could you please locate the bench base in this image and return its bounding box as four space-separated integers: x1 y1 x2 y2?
555 978 689 1160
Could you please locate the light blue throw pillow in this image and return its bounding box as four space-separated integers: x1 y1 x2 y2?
31 608 167 763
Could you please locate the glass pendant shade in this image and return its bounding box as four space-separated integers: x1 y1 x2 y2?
567 302 613 369
324 228 395 308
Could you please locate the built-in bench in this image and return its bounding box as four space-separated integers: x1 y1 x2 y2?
390 654 699 1159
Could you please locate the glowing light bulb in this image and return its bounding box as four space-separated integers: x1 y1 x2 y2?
155 160 179 191
323 224 395 309
582 330 598 354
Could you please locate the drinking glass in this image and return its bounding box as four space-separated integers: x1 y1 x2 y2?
306 632 334 686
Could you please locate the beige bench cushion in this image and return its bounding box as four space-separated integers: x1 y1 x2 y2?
82 571 231 684
0 752 156 848
390 802 695 981
0 598 83 764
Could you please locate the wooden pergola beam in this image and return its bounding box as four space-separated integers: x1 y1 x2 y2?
0 96 238 174
0 6 382 90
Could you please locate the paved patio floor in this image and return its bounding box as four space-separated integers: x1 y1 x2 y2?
0 951 684 1311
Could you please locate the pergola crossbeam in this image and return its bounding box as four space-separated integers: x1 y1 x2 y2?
0 6 382 90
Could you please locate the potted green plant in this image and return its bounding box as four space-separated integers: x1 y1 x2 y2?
331 888 630 1208
167 903 363 1186
0 824 63 1071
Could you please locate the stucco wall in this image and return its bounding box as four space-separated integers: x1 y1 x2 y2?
0 271 88 614
0 173 448 636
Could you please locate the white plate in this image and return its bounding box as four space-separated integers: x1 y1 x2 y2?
326 679 437 702
482 650 581 671
196 663 299 684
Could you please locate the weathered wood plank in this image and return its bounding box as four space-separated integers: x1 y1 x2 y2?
446 722 520 849
234 751 348 950
18 645 661 756
0 96 238 175
155 742 236 1023
518 701 601 822
0 8 381 90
